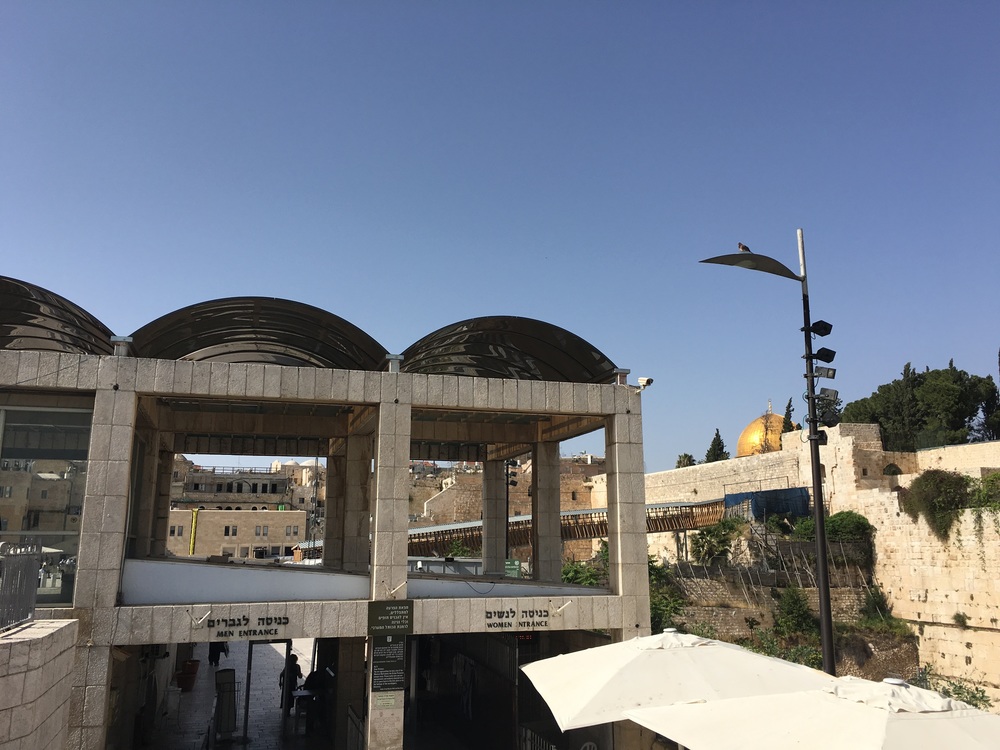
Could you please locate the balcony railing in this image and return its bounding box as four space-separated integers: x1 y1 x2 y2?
0 540 40 633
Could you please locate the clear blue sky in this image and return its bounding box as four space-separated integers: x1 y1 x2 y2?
3 3 998 473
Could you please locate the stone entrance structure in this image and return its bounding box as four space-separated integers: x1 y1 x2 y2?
0 277 651 749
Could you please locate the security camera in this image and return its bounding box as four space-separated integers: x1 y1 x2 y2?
638 377 653 387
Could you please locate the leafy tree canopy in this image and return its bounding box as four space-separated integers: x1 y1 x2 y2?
842 361 1000 451
675 453 696 468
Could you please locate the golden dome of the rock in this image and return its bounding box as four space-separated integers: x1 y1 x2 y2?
736 412 788 457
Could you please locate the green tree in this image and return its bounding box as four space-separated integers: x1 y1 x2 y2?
675 453 696 468
445 539 475 558
704 428 730 463
842 362 1000 451
782 398 795 433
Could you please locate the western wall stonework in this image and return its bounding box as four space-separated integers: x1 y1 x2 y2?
642 426 1000 705
844 486 1000 705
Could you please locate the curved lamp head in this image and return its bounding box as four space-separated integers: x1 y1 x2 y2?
700 253 801 283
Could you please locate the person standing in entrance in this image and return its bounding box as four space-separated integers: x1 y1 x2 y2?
279 654 303 715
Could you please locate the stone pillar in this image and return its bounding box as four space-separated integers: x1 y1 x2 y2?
605 410 651 640
335 638 368 750
128 428 162 558
71 381 138 750
148 445 175 558
323 453 347 568
365 401 411 750
343 435 372 573
530 442 562 583
481 459 506 575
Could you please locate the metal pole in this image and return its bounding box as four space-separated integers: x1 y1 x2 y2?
242 642 253 744
798 228 836 675
504 462 511 563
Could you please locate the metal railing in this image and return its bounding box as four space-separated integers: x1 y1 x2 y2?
407 500 726 556
0 540 41 633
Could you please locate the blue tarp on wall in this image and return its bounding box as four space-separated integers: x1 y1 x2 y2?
724 488 810 520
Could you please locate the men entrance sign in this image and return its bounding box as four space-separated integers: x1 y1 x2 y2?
368 600 413 636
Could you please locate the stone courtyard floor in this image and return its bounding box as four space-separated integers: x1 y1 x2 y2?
149 639 328 750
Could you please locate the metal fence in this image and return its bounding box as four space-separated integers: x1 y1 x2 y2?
0 540 41 633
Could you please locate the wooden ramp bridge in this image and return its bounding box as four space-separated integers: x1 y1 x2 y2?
407 499 725 557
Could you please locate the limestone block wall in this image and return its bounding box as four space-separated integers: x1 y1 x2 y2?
645 450 803 505
847 485 1000 700
0 619 78 750
421 474 487 524
675 588 865 641
915 441 1000 476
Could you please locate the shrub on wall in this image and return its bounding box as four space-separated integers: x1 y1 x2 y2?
690 517 746 565
793 510 876 567
902 469 973 541
774 586 819 637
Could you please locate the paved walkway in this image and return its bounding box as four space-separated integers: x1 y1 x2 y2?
151 639 328 750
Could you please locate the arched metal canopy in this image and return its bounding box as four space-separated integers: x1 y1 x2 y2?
400 316 619 383
130 297 389 370
0 276 115 355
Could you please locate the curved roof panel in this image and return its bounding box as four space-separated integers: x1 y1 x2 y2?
130 297 388 370
400 316 618 383
0 276 115 355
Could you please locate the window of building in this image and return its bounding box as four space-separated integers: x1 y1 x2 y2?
261 484 269 494
252 483 258 493
263 525 268 536
226 482 234 493
177 525 183 537
224 525 238 537
270 545 280 556
293 526 299 535
285 526 291 536
255 526 261 536
271 483 278 493
169 526 176 536
192 482 202 491
40 489 48 499
173 470 179 479
1 486 12 498
216 483 223 492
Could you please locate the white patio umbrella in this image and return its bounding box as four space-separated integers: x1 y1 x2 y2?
519 629 837 732
624 675 1000 749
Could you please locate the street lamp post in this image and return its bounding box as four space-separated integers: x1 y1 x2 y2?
701 228 837 675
